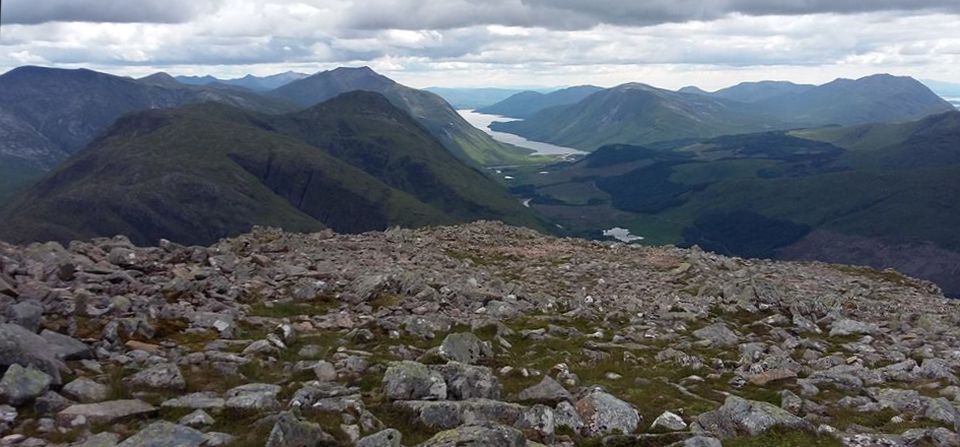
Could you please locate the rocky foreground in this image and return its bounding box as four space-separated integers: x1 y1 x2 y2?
1 221 959 447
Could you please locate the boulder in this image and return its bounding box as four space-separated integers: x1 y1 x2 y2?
517 376 573 405
57 400 157 426
0 323 66 384
40 330 93 360
417 423 526 447
62 377 108 403
692 395 813 439
116 421 205 447
356 428 402 447
160 392 225 411
124 363 186 390
6 301 42 332
438 332 492 364
575 388 640 436
225 383 281 411
693 323 738 347
178 410 214 428
73 432 120 447
829 319 878 337
0 364 52 405
33 391 73 416
433 362 500 400
382 361 446 401
264 412 337 447
650 411 687 431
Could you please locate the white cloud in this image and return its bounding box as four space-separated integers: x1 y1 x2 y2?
1 1 959 90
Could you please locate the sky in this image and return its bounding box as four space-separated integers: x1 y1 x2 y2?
1 0 959 91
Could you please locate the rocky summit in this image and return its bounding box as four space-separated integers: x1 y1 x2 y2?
0 221 958 447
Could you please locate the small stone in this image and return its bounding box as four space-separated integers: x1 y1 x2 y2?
178 410 214 428
225 383 281 411
650 411 686 431
312 361 337 382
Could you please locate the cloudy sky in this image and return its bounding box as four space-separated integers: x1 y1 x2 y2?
1 0 959 90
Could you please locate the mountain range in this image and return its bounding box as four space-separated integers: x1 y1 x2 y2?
174 71 310 91
424 87 536 109
0 91 541 246
493 74 955 151
476 85 603 118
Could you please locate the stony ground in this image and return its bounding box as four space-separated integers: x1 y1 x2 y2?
1 221 959 447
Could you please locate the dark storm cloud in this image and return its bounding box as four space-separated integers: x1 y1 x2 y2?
345 0 960 30
0 0 217 25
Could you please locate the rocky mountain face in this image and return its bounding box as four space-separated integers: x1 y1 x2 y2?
1 221 958 447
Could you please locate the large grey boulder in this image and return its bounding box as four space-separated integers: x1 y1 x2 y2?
57 400 157 426
264 412 337 447
517 376 573 405
383 361 446 401
433 362 500 400
116 421 205 447
829 318 878 337
0 364 52 405
224 383 281 411
0 323 65 384
125 363 186 390
575 388 640 436
160 392 225 411
693 323 738 347
438 332 492 364
356 428 402 447
6 300 42 332
41 330 92 360
692 395 813 439
62 377 108 403
417 423 526 447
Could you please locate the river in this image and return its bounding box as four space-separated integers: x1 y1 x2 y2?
457 109 585 156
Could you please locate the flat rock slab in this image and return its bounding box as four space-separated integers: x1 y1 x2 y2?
57 400 157 426
116 421 205 447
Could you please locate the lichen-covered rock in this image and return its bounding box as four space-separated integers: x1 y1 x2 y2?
383 361 446 401
116 421 205 447
356 428 402 447
417 423 526 447
829 318 878 337
57 400 157 427
434 362 500 400
124 363 186 391
438 332 492 364
224 383 281 411
264 412 337 447
517 376 573 405
0 364 52 405
693 395 813 439
575 388 640 436
693 323 738 347
160 393 225 411
62 377 108 403
650 411 687 431
0 323 65 384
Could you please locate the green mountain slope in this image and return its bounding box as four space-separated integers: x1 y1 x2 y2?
0 92 543 246
477 85 603 118
495 74 954 151
682 80 815 103
268 67 534 166
0 66 300 206
505 114 960 295
493 83 772 151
